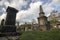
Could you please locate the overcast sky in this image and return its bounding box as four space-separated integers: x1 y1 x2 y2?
0 0 60 24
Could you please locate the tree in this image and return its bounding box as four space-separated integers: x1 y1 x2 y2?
50 19 58 27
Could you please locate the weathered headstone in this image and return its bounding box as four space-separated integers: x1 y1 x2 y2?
5 6 18 25
2 6 18 33
0 6 20 37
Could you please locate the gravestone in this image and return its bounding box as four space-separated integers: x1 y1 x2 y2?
0 6 20 37
5 6 18 25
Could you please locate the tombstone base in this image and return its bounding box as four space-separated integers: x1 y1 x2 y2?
0 25 16 32
0 25 21 37
0 32 20 37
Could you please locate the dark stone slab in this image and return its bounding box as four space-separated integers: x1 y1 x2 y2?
0 25 21 37
0 25 16 33
5 6 18 25
0 6 21 37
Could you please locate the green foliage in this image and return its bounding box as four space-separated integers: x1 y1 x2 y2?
50 19 58 26
19 29 60 40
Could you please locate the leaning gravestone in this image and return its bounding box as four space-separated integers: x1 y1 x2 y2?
0 6 20 37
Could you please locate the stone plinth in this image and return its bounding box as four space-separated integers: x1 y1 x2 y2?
0 25 16 32
0 25 20 37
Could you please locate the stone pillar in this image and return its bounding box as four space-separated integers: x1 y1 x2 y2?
0 6 20 37
5 6 18 25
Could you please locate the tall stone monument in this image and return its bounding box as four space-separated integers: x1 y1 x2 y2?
37 5 50 31
0 6 20 37
5 6 18 25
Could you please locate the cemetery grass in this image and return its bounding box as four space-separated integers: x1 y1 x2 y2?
19 29 60 40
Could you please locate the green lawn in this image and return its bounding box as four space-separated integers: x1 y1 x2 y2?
19 29 60 40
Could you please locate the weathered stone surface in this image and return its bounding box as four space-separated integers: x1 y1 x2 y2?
0 6 20 37
0 36 19 40
0 37 8 40
37 5 50 31
5 6 18 25
0 25 16 33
